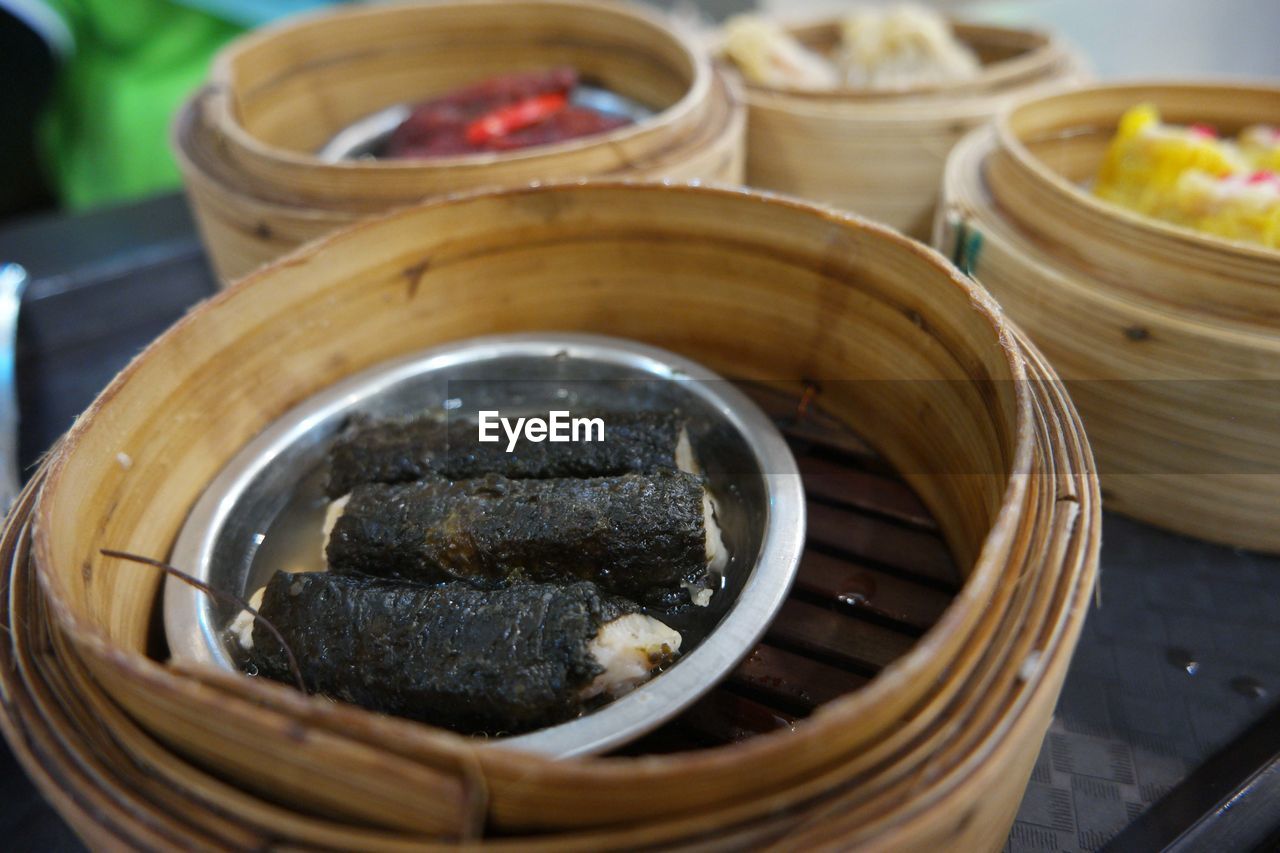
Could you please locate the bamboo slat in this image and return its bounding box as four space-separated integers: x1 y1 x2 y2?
175 0 746 282
720 17 1086 239
937 82 1280 552
11 183 1097 849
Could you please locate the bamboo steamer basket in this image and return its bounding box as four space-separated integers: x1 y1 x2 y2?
937 81 1280 553
722 18 1086 239
175 0 746 282
14 183 1098 849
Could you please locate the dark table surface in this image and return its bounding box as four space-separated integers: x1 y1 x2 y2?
0 193 1277 852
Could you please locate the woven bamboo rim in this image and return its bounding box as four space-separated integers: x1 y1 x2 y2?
991 81 1280 328
719 16 1087 239
16 183 1098 848
940 118 1280 552
175 0 746 281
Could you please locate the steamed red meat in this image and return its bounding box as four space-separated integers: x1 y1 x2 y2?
486 108 631 151
382 67 633 158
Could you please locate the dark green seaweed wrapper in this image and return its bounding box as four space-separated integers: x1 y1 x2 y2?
327 471 708 606
247 573 629 733
325 411 684 497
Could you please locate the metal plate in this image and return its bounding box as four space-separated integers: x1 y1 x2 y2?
316 85 655 161
164 333 805 757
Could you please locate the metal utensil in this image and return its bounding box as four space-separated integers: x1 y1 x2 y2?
165 334 805 757
0 264 27 512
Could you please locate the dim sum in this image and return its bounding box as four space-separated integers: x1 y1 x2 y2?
324 471 727 607
326 411 695 498
234 572 680 733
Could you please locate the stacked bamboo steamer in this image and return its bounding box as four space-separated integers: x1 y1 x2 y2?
5 183 1098 849
720 17 1087 239
939 82 1280 553
175 0 746 282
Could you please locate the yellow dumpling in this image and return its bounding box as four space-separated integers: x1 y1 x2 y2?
1094 104 1245 216
1174 171 1280 249
1094 105 1279 249
1240 125 1280 173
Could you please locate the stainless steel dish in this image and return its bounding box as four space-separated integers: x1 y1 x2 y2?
165 333 804 757
317 85 654 161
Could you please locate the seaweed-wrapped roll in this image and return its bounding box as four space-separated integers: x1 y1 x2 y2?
233 573 681 734
324 471 727 607
326 411 694 497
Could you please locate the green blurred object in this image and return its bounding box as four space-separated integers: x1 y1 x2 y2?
39 0 241 209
